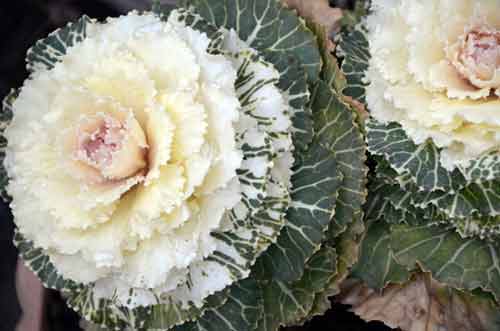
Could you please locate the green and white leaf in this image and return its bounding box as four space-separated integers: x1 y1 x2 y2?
257 245 337 331
415 180 500 218
366 177 500 241
26 15 93 73
179 0 321 85
391 224 500 301
336 24 369 105
367 120 500 219
254 64 366 330
256 141 340 282
171 279 263 331
256 74 366 285
364 180 402 223
276 53 312 152
0 90 17 201
458 151 500 183
351 216 500 309
389 181 500 241
366 119 467 192
449 216 500 241
351 220 410 290
304 214 365 320
311 81 367 240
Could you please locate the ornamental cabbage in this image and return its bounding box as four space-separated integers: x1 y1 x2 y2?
7 13 248 297
3 1 367 330
335 0 500 330
365 0 500 169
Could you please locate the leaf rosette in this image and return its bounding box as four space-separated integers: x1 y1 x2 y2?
338 0 500 329
2 1 367 330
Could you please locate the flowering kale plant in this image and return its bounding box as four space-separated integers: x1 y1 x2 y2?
3 0 367 330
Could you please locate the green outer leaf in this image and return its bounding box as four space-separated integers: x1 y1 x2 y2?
391 224 500 301
336 25 369 105
256 82 366 324
304 213 365 321
365 102 500 222
364 179 400 223
172 279 263 331
180 0 321 85
366 119 467 192
415 180 500 218
449 216 500 241
311 81 367 240
26 15 92 73
360 196 500 305
257 142 340 282
257 246 337 331
253 29 367 329
0 90 17 202
274 53 312 152
68 287 229 331
459 151 500 183
366 116 500 193
351 220 410 290
256 78 366 298
369 174 500 241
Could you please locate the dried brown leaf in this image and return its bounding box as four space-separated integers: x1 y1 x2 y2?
342 95 369 125
338 275 500 331
282 0 343 37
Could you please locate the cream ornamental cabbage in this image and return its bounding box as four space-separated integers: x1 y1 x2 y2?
341 1 500 330
6 9 300 308
3 1 369 330
366 0 500 169
6 12 251 302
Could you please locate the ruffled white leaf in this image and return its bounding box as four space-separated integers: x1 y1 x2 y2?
160 92 207 162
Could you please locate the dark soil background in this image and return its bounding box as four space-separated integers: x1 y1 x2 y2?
0 1 393 330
